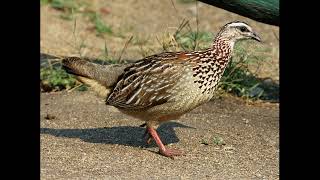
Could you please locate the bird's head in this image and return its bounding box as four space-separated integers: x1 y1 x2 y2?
216 21 261 45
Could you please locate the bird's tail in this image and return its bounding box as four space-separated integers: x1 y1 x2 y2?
62 57 128 98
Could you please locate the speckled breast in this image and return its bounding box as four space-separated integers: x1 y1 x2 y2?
166 66 220 113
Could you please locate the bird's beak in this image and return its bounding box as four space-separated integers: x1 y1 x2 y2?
251 32 261 42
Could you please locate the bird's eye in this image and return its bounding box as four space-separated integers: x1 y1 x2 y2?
239 26 248 32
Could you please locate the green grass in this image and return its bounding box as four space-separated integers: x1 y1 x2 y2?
49 0 79 10
218 43 277 100
40 0 50 5
43 0 114 36
132 35 150 46
212 136 225 146
200 136 225 146
96 40 119 65
40 55 89 92
40 0 82 20
40 61 90 92
86 12 113 36
175 31 213 50
46 0 86 20
40 52 121 92
40 65 77 91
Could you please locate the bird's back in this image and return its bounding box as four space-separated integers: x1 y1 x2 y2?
104 50 225 121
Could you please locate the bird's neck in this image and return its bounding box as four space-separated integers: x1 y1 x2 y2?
212 36 235 53
190 38 234 95
206 37 234 67
202 37 234 80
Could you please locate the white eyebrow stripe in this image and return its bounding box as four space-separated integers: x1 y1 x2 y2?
228 22 251 30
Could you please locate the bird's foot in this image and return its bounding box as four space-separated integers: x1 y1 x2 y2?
159 148 184 159
146 126 184 158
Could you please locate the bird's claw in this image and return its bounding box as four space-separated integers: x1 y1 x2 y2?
159 148 184 159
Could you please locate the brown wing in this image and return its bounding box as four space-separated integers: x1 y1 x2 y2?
106 52 193 110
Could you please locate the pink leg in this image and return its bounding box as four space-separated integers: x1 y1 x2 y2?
147 127 184 158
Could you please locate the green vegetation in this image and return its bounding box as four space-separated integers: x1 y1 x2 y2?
40 64 77 91
175 31 213 50
40 61 90 92
212 136 225 146
96 41 119 65
42 0 113 36
85 12 113 36
132 35 150 46
219 43 272 100
49 0 82 11
200 136 225 146
40 0 50 5
48 0 86 20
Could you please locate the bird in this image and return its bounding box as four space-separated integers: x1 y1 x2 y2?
62 21 261 158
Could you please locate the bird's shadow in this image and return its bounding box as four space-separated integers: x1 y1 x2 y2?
41 122 194 148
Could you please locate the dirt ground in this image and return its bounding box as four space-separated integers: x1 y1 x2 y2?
41 0 279 179
41 91 279 179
